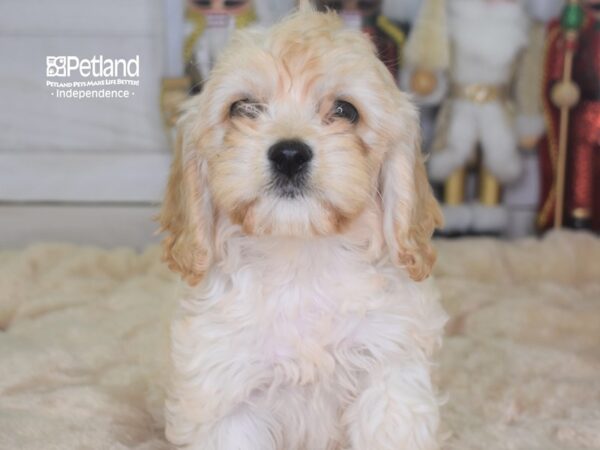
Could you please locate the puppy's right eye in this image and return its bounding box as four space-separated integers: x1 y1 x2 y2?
332 100 359 124
229 98 264 119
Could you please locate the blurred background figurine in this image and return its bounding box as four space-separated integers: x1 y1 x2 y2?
538 0 600 232
253 0 296 26
383 0 445 151
185 0 256 92
399 0 446 151
316 0 406 78
405 0 530 235
381 0 422 35
517 0 565 149
501 0 564 237
162 0 294 130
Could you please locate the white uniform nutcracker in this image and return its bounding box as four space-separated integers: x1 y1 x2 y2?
405 0 530 234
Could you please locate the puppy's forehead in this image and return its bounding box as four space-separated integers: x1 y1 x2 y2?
218 11 386 100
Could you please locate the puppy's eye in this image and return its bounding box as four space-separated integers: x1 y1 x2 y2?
332 100 359 124
229 98 264 119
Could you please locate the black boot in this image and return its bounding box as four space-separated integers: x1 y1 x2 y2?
566 215 592 230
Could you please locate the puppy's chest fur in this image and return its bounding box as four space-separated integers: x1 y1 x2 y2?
175 239 437 390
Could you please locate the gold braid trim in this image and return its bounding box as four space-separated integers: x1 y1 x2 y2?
537 26 562 228
451 84 507 103
538 15 592 227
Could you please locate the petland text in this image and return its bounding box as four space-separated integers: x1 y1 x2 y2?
46 55 139 78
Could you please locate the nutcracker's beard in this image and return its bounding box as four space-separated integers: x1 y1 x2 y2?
450 0 528 67
525 0 563 22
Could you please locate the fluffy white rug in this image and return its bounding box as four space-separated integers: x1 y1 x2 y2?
0 231 599 449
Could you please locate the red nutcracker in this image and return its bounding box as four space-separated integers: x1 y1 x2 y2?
538 0 600 230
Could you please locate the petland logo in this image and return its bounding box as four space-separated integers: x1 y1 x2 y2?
46 55 139 78
46 55 140 99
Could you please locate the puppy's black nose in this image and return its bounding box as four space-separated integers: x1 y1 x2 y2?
268 140 313 178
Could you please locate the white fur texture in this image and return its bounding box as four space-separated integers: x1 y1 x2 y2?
166 234 446 449
1 231 600 449
161 7 445 448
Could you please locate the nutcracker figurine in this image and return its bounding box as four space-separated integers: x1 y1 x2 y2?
253 0 296 26
538 0 600 231
382 0 422 35
316 0 406 77
185 0 256 91
516 0 565 148
501 0 563 237
397 0 446 151
404 0 530 235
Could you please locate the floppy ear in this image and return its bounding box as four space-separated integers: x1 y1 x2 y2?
157 117 213 286
380 96 443 281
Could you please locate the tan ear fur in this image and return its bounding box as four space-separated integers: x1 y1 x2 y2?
402 152 443 280
381 101 443 281
158 129 212 286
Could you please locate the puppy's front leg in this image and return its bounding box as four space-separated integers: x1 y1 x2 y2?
166 320 280 449
343 362 440 450
199 403 280 450
166 393 280 450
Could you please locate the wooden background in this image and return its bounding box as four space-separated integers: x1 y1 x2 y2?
0 0 173 249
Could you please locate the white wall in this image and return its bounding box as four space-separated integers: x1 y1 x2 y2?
0 0 174 249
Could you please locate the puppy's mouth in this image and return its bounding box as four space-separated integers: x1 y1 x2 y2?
267 139 313 199
267 172 310 199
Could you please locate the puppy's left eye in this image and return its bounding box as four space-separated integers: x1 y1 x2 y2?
229 98 265 119
332 100 359 124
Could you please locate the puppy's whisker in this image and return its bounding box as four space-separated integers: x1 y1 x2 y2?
374 187 384 204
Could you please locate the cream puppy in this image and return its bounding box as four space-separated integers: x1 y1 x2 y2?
159 4 446 449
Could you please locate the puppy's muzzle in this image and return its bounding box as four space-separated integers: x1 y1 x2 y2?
268 139 313 196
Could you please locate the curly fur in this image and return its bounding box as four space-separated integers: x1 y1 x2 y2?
158 5 446 449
